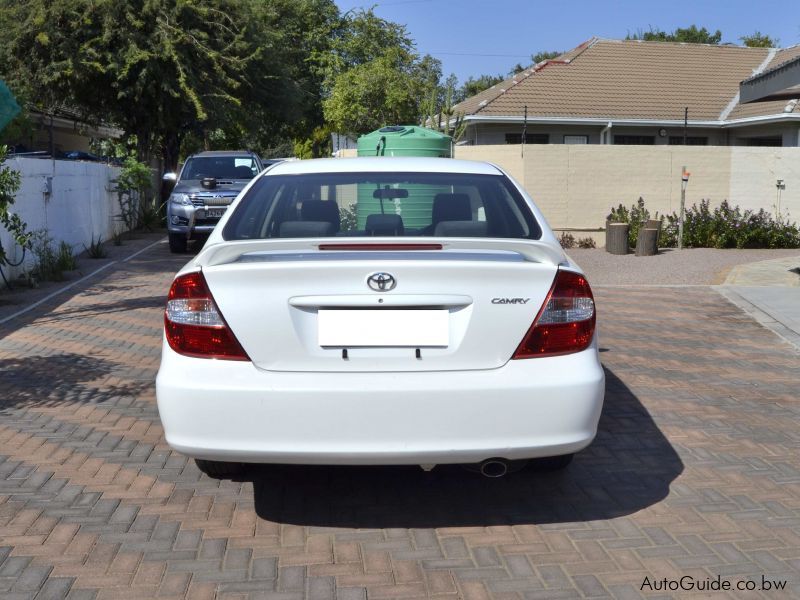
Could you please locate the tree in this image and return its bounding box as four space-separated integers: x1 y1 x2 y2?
626 25 722 44
322 9 441 136
457 74 505 102
531 50 563 64
740 31 778 48
421 75 466 142
0 0 337 167
509 50 563 76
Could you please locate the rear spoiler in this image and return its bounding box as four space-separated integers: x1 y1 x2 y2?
200 238 567 268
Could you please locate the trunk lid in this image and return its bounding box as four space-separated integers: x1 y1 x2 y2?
201 241 561 372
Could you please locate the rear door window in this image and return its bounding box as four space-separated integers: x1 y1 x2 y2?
223 172 541 240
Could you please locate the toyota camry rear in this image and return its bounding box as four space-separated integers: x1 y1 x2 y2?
155 157 605 476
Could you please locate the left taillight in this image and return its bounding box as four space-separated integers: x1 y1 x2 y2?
164 271 250 361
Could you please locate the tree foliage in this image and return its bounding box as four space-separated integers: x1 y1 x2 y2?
740 31 778 48
0 145 31 266
531 50 563 64
457 74 505 102
322 9 441 136
626 25 723 44
0 0 338 166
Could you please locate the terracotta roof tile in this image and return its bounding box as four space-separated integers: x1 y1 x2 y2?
728 45 800 119
454 39 797 123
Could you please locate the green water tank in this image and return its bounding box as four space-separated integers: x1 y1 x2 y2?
355 126 452 229
357 125 452 158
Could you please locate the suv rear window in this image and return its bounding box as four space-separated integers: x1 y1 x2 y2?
223 172 541 240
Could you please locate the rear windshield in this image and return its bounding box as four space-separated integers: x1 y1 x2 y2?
223 172 541 240
181 156 259 181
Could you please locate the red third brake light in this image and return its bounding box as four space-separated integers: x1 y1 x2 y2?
164 271 250 361
512 269 596 359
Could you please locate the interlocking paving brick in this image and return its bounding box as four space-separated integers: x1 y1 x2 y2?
1 245 800 598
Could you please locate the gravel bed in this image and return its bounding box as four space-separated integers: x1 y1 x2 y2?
567 248 800 286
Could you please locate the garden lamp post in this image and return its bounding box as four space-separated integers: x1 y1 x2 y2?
679 167 690 250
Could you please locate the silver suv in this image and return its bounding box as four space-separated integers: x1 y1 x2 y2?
165 150 263 253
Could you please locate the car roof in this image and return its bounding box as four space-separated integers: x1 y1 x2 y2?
189 150 258 158
264 157 504 176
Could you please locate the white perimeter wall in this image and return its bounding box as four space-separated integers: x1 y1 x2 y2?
1 157 121 279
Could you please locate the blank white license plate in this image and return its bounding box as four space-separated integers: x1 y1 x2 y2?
318 310 448 347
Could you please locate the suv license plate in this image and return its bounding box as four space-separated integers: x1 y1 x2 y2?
205 208 226 218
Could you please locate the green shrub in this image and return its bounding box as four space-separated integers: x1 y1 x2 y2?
577 237 597 249
607 197 656 248
85 236 107 258
115 157 153 232
138 198 163 231
0 145 32 266
30 230 63 281
56 241 77 271
610 198 800 249
558 232 576 249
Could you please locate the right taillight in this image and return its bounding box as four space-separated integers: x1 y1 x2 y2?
512 269 596 359
164 271 250 361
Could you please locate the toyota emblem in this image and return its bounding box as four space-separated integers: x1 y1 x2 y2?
367 272 396 292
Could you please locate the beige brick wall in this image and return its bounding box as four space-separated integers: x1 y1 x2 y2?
454 145 800 231
336 145 800 232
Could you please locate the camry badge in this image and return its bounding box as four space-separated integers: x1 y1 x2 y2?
367 272 396 292
492 298 530 304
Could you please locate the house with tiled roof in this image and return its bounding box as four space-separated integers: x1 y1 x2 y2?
453 38 800 147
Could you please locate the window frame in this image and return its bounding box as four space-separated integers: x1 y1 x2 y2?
222 171 543 241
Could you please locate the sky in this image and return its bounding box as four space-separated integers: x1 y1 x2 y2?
334 0 800 83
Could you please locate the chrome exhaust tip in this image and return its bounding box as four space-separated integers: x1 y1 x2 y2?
479 458 509 478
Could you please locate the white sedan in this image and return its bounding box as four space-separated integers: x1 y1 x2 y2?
156 157 605 478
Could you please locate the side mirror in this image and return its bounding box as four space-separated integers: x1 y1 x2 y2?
161 172 178 199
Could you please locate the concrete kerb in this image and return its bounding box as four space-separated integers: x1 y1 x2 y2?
715 286 800 352
714 253 800 351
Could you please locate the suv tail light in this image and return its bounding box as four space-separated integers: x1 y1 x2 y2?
164 271 250 361
512 269 596 359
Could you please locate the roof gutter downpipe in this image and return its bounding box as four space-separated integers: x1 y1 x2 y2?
600 121 612 144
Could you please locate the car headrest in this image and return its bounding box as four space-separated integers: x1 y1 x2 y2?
432 193 472 224
301 200 340 232
279 221 335 238
433 221 489 237
366 214 404 236
233 166 253 179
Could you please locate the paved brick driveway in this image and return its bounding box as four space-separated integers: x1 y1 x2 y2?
1 241 799 599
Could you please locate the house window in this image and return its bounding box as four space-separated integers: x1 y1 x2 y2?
746 137 782 147
505 133 549 144
564 135 589 144
668 136 708 146
613 135 655 145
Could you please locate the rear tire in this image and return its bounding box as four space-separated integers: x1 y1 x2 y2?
169 233 188 253
530 453 574 471
195 459 245 478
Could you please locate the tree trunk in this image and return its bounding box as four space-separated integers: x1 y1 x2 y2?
606 223 630 255
161 133 181 173
635 228 659 256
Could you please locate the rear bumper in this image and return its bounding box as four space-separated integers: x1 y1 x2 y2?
156 342 605 465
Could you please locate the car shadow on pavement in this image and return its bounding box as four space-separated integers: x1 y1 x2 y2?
251 368 683 527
